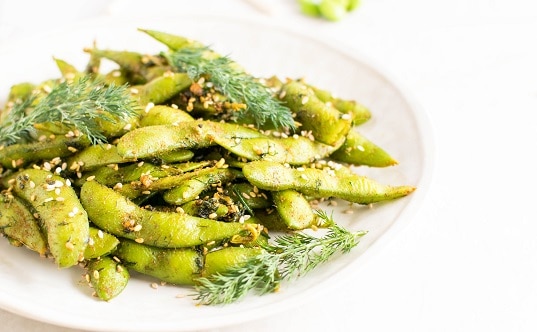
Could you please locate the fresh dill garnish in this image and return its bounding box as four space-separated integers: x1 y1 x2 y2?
0 76 137 146
193 210 367 305
166 47 296 130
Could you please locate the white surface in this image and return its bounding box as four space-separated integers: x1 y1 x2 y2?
0 0 536 331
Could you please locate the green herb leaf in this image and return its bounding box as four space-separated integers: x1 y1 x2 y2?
167 47 296 130
0 76 138 146
193 211 366 305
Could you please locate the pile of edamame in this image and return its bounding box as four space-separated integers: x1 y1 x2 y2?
0 28 414 302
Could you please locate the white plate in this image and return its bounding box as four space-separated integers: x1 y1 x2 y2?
0 15 434 332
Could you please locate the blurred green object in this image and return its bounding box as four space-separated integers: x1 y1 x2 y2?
298 0 360 21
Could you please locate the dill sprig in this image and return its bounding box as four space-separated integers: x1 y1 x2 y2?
0 76 137 146
193 210 367 305
166 47 296 130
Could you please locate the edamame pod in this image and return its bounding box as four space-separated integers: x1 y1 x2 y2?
0 193 47 255
136 72 192 105
84 227 120 260
0 135 90 169
202 246 263 277
272 190 317 230
213 135 341 165
114 239 202 285
66 144 135 172
117 121 264 159
330 130 398 167
138 28 204 51
139 105 194 126
80 180 260 248
243 160 415 204
6 169 89 267
281 80 352 146
163 168 239 205
308 84 371 125
86 256 129 301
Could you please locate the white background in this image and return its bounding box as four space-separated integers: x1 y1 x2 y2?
1 0 537 331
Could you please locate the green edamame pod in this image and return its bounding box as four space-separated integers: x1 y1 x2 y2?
84 227 120 260
115 239 202 285
53 57 83 82
163 168 239 205
331 130 398 167
138 28 204 51
117 120 264 159
7 169 89 267
80 180 260 248
229 182 271 210
139 105 194 127
0 193 47 255
243 160 416 204
6 82 35 104
136 72 192 105
272 190 317 230
308 84 371 125
87 256 129 301
0 135 90 169
150 149 194 164
65 144 136 173
202 246 263 277
281 80 352 146
84 48 145 83
213 135 340 165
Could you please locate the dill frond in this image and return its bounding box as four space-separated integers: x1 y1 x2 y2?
166 47 296 130
193 211 366 305
0 76 138 146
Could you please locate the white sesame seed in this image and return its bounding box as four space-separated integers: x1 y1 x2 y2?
97 230 104 239
341 113 352 120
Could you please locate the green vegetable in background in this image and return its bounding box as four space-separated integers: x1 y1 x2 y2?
298 0 361 21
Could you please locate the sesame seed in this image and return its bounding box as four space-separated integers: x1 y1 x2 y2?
92 270 100 279
176 207 184 214
56 197 65 202
116 265 124 273
43 197 54 203
150 283 158 289
67 146 78 153
301 96 309 105
86 175 96 182
135 238 144 243
133 224 142 232
54 188 61 195
208 213 218 219
65 242 75 250
341 113 352 120
145 102 155 113
357 145 365 152
97 230 104 239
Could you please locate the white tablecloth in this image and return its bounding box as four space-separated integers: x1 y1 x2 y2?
1 0 537 331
